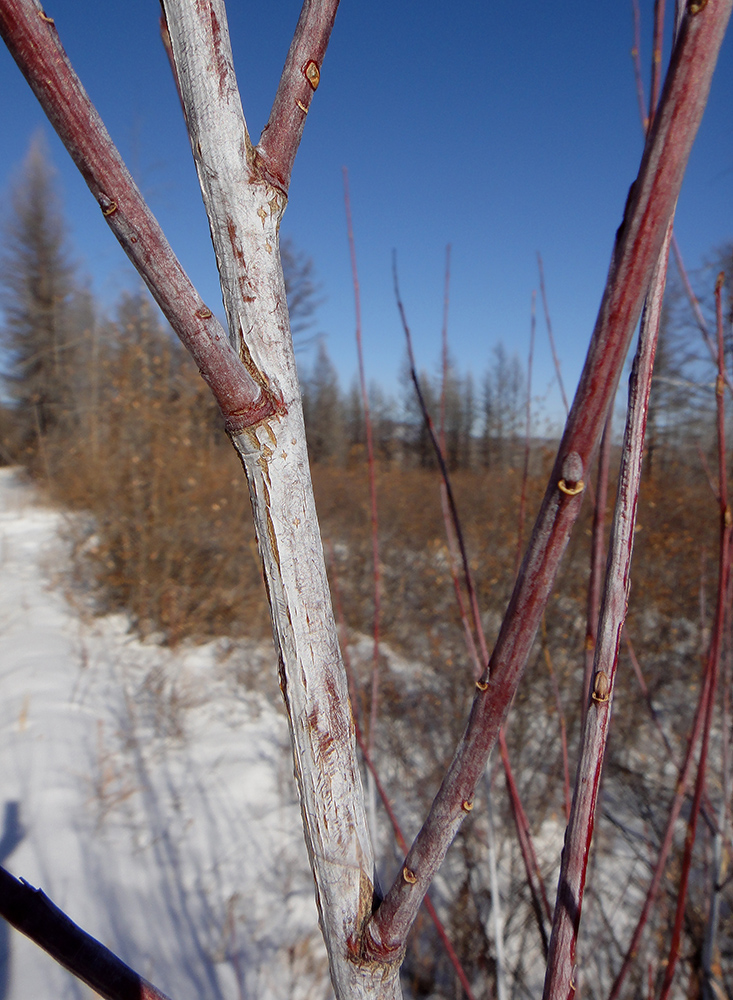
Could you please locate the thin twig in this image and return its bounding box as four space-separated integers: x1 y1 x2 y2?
537 253 569 415
343 169 382 758
366 4 732 960
542 217 671 1000
514 291 536 579
581 414 612 728
395 259 557 959
326 545 479 1000
649 0 667 127
631 0 649 131
658 272 731 1000
257 0 341 191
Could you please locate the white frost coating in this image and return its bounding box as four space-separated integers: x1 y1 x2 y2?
162 2 401 996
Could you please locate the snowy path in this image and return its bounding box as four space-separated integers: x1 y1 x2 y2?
0 468 329 1000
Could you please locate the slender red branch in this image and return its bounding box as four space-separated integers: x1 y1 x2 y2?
649 0 667 127
498 735 552 952
607 270 731 1000
439 245 452 456
0 867 173 1000
542 219 669 1000
395 259 557 961
581 415 612 728
514 291 536 579
343 169 382 756
541 623 572 823
365 3 731 963
258 0 340 191
631 0 649 131
537 253 569 415
0 0 276 433
326 546 479 1000
658 272 731 1000
671 235 733 399
624 630 676 759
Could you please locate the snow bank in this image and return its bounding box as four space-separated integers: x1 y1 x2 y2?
0 468 330 1000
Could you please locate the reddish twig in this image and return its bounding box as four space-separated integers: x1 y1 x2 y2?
439 244 452 456
657 271 731 1000
670 235 733 399
631 0 649 131
514 291 536 579
366 4 731 963
343 169 382 756
608 270 731 1000
395 260 557 959
393 254 486 663
649 0 667 127
541 620 572 823
0 0 276 434
537 253 569 415
623 630 676 760
326 546 479 1000
396 254 554 957
581 414 612 728
257 0 340 192
0 867 173 1000
542 218 670 1000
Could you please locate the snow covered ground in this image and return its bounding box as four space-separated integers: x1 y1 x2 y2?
0 467 331 1000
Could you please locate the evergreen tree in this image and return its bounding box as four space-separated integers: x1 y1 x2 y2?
0 136 78 450
301 339 344 462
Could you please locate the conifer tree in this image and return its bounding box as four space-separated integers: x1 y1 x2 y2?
0 135 78 452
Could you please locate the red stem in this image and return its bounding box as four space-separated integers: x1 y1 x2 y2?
366 3 732 962
326 546 479 1000
657 272 730 1000
514 290 536 579
649 0 667 127
343 170 382 755
542 626 572 823
257 0 341 192
537 253 569 415
542 220 669 1000
397 258 553 957
581 414 612 728
631 0 649 131
439 245 452 457
671 236 733 396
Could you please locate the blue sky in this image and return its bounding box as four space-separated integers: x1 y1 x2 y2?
1 2 731 427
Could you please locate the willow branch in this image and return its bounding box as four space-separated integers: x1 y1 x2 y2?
258 0 340 191
542 217 671 1000
364 2 732 961
0 867 173 1000
0 0 273 433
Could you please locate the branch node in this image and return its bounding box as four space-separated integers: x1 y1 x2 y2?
100 198 118 217
688 0 709 13
304 60 320 90
461 799 474 812
296 99 308 114
475 679 489 692
402 867 417 885
558 478 585 497
591 670 611 704
195 305 213 319
38 11 55 25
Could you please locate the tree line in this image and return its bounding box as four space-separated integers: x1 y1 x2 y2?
2 138 729 484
